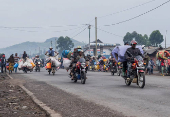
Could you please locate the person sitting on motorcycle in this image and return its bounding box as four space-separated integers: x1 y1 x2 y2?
71 49 85 80
121 41 130 76
125 40 143 79
34 55 42 63
45 47 58 56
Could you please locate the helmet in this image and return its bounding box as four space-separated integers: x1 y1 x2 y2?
130 40 137 45
77 46 82 49
124 41 129 45
49 47 53 49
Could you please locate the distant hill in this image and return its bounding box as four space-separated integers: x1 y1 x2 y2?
0 37 86 58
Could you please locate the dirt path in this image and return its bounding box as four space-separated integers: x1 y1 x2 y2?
0 73 48 117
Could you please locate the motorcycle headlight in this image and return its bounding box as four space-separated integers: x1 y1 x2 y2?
138 61 143 67
81 63 86 68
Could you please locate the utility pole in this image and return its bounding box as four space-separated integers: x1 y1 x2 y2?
51 41 52 47
39 47 40 55
165 30 167 49
88 25 91 55
55 38 56 52
95 17 97 57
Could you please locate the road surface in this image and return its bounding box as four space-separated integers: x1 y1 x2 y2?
10 69 170 117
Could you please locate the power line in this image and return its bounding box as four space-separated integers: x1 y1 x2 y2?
91 26 123 38
71 27 87 38
0 24 86 29
98 0 157 18
53 26 85 32
102 0 170 26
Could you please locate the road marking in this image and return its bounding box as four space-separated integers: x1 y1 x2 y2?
6 73 62 117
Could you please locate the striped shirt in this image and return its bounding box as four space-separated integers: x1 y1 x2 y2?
14 56 20 63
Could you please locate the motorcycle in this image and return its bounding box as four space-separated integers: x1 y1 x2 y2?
110 62 117 75
46 55 58 75
72 58 87 84
122 55 145 88
117 62 123 76
35 59 41 72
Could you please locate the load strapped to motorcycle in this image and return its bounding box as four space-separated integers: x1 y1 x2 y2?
112 45 146 88
45 55 61 75
18 58 35 73
61 50 72 69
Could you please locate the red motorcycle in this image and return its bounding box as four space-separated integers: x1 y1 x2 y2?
123 55 145 88
73 58 87 84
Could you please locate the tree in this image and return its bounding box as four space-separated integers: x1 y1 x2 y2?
123 32 133 43
57 36 74 54
123 31 147 45
149 30 164 47
143 34 151 46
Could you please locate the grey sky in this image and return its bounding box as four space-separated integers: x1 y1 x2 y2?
0 0 170 48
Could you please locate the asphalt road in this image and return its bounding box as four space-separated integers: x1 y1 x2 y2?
11 68 170 117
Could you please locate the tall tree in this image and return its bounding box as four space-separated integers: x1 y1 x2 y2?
123 32 133 43
123 31 147 45
57 36 74 54
149 30 164 47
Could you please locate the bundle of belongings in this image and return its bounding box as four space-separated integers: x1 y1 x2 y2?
18 58 35 70
112 45 144 62
45 57 61 69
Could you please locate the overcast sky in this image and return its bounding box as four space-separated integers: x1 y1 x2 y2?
0 0 170 48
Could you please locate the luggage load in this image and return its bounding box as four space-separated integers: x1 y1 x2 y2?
18 58 34 69
50 57 61 67
31 62 35 68
18 59 24 69
112 45 144 62
63 58 71 69
46 63 51 69
67 52 73 59
156 50 170 60
62 50 70 58
14 63 18 68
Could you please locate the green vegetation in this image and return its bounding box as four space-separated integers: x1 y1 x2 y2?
123 30 164 46
57 36 74 54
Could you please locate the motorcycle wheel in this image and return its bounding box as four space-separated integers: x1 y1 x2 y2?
138 73 145 88
117 70 121 76
125 78 131 86
52 67 55 75
48 70 50 75
111 72 114 76
81 71 86 84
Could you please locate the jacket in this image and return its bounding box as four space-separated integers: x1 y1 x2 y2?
125 47 143 61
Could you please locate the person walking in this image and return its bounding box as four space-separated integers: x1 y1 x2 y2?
8 54 15 73
99 58 104 72
167 57 170 74
156 59 161 72
1 54 6 73
14 53 20 73
144 53 150 74
150 59 155 74
160 60 165 76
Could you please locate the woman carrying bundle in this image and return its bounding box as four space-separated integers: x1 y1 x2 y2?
8 54 15 73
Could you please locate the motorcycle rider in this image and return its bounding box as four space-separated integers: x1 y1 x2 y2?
34 55 42 63
122 41 129 76
45 47 58 56
71 46 84 79
125 40 143 79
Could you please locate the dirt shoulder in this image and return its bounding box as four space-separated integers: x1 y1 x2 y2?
0 73 48 117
